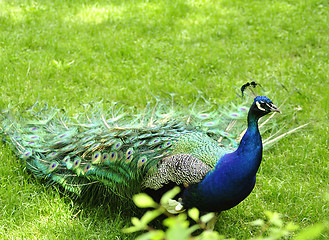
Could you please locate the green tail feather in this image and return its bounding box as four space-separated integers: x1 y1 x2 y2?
0 93 303 199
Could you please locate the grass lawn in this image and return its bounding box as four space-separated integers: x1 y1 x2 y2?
0 0 328 239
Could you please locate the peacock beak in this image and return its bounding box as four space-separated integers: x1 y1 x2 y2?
269 103 282 113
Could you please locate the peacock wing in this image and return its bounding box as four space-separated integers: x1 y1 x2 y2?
142 153 212 190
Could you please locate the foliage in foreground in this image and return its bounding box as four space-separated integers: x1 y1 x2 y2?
124 188 328 240
0 0 328 239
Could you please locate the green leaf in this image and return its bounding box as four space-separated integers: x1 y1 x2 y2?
265 211 283 227
133 193 157 208
160 187 181 207
163 216 177 227
165 214 190 240
131 217 141 226
122 226 142 233
285 222 299 231
293 223 326 240
186 224 200 235
250 219 265 226
200 212 215 224
188 208 200 222
140 210 163 225
122 216 149 233
136 230 165 240
163 214 188 228
264 210 274 219
196 230 226 240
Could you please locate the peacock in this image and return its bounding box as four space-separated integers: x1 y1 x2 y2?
0 83 303 219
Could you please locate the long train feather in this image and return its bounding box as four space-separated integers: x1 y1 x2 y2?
0 92 306 203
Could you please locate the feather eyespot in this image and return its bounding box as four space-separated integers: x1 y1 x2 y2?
83 140 95 147
137 156 148 167
83 136 92 141
62 156 73 169
230 113 239 118
59 134 67 138
62 144 74 151
84 164 92 174
109 152 117 162
129 136 137 141
92 151 101 164
101 152 109 162
91 143 100 149
148 138 162 146
62 156 70 163
126 148 134 157
112 140 123 150
73 158 81 168
47 152 58 159
239 107 248 112
22 151 32 158
138 140 145 145
204 122 216 126
125 154 134 163
48 161 59 173
159 142 172 150
198 113 210 118
105 139 115 145
117 151 123 161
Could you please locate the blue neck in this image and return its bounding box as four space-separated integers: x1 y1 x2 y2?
183 112 263 212
234 113 263 179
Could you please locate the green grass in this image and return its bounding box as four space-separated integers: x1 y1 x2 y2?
0 0 328 239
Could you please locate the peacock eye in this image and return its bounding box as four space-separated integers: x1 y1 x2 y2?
255 101 266 111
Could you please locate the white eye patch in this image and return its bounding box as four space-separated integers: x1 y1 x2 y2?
265 103 273 109
255 101 266 111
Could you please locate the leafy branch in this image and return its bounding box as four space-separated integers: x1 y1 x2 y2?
123 188 328 240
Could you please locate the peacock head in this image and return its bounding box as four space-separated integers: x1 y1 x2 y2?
249 96 281 119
